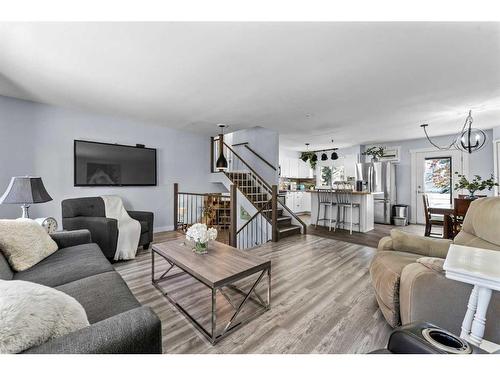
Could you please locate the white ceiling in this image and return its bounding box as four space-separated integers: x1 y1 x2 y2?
0 22 499 150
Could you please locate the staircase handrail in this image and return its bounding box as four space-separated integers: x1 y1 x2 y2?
236 198 272 235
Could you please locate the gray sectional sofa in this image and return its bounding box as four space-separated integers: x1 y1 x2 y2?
0 229 162 354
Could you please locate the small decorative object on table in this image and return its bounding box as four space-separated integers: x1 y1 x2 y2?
34 217 58 234
185 223 217 254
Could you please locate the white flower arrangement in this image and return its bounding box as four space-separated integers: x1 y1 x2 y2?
186 223 217 244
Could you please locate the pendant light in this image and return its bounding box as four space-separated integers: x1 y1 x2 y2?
321 153 328 161
330 140 339 160
216 124 228 171
421 110 487 154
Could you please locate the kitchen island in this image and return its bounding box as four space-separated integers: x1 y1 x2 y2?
310 190 375 233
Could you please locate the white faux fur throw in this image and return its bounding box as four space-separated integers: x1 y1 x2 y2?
0 280 89 353
0 219 58 271
101 195 141 260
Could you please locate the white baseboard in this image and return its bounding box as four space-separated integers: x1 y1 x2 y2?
153 225 174 233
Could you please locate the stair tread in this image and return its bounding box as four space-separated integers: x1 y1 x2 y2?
278 225 302 232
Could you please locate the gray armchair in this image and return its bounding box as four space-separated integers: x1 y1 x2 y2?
62 197 154 259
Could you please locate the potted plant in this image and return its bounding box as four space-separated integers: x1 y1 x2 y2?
453 172 499 199
300 151 318 169
362 146 385 161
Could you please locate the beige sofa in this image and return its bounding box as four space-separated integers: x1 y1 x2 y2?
370 197 500 344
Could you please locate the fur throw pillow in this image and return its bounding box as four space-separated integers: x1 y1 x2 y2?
0 280 90 353
0 219 58 271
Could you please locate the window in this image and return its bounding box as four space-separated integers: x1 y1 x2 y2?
424 157 452 206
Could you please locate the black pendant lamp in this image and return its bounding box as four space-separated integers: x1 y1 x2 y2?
216 124 228 171
321 153 328 161
330 139 339 160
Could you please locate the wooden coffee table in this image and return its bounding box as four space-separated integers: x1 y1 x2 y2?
152 239 271 345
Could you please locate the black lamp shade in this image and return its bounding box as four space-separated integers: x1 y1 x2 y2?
216 154 228 170
331 152 339 160
0 177 52 204
321 153 328 161
216 134 228 170
311 154 318 162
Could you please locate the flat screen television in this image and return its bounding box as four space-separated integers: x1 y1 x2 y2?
74 140 157 186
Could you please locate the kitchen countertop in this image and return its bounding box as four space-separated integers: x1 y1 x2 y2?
308 190 374 195
280 189 375 195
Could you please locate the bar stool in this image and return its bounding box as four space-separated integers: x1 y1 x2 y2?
315 189 337 231
335 190 360 234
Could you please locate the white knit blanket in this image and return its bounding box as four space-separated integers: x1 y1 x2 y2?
101 195 141 260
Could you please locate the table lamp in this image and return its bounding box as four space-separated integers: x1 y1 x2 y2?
0 176 53 218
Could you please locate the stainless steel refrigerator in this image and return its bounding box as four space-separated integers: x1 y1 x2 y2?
355 161 397 224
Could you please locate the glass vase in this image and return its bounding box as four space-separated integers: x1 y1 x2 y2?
193 241 208 255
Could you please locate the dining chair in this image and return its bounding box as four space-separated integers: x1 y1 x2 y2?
422 194 444 237
452 198 473 237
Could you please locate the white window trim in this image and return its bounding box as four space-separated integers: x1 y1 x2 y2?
409 147 469 224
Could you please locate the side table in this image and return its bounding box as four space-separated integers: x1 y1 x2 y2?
443 244 500 352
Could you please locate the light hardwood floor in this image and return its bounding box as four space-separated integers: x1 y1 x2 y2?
114 232 391 353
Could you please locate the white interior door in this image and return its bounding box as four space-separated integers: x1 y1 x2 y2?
411 149 467 224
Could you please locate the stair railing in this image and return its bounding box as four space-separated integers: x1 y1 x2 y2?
231 142 277 171
211 137 272 196
210 138 307 242
236 198 273 249
173 183 232 245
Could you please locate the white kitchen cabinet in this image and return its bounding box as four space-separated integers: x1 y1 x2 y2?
279 158 289 178
289 159 299 178
285 192 295 209
294 192 303 212
280 157 313 178
284 191 311 213
302 192 311 212
298 160 313 178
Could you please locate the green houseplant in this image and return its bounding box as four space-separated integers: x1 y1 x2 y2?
454 172 498 198
300 151 318 169
362 146 385 161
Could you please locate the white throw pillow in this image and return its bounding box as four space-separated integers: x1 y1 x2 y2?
0 280 90 353
0 219 58 271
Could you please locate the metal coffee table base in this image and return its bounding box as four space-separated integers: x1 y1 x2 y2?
152 250 271 345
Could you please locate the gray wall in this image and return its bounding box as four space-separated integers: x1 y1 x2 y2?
225 126 279 185
0 95 221 231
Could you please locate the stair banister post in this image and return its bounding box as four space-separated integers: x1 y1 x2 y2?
229 184 237 247
272 185 278 242
173 183 179 231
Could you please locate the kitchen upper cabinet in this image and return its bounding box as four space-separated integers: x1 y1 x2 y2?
280 158 313 178
279 158 289 177
289 159 299 178
298 160 313 178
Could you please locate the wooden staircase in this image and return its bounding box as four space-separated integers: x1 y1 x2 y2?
226 171 302 239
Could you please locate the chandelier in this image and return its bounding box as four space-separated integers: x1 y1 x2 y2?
420 110 487 154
